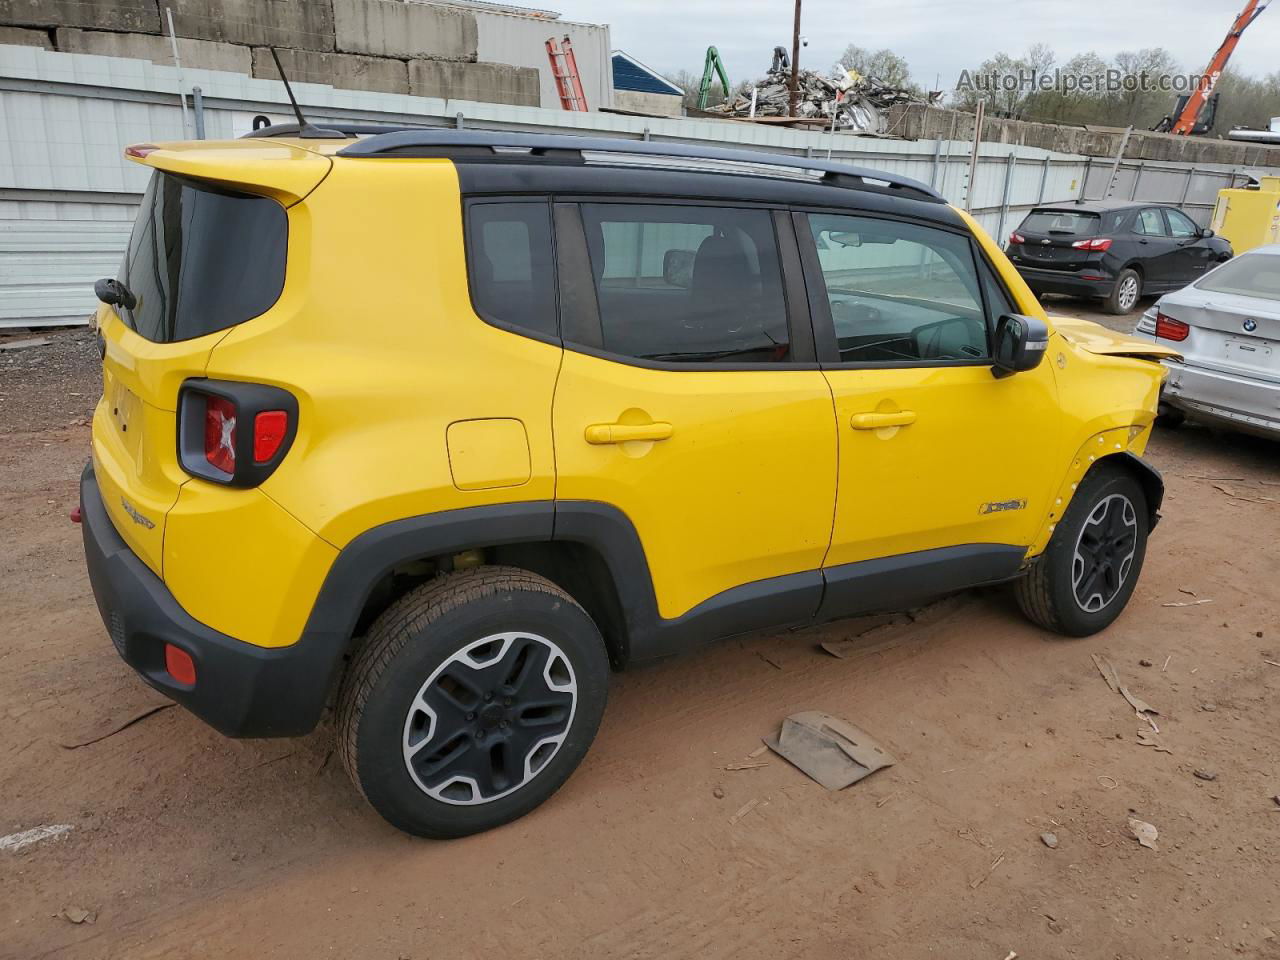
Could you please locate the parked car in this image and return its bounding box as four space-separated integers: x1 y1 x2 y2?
1005 201 1234 315
1133 243 1280 439
82 129 1177 838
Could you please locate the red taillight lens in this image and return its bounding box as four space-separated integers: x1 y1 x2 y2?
203 394 238 474
1154 312 1190 341
125 143 159 159
253 410 289 463
1071 237 1113 252
165 643 197 686
1009 232 1026 244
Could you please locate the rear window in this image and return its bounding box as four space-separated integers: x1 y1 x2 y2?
1019 209 1103 237
118 172 287 343
1195 254 1280 299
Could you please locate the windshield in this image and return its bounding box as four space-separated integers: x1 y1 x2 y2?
1195 253 1280 300
118 172 287 343
1019 210 1101 237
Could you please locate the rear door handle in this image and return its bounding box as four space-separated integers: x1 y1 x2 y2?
584 422 674 444
850 410 916 430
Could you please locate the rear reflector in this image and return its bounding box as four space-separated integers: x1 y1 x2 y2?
165 644 197 686
1071 237 1113 251
203 394 238 474
253 410 289 463
1155 312 1191 342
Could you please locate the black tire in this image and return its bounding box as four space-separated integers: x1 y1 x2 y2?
337 566 609 838
1015 464 1149 637
1104 268 1142 315
1156 402 1186 428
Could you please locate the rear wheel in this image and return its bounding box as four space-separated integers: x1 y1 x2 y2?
1105 268 1142 315
337 566 609 838
1015 464 1149 637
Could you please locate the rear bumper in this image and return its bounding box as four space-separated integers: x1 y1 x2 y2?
1161 360 1280 437
1013 265 1114 298
80 463 337 737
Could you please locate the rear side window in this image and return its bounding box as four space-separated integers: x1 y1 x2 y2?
1020 209 1100 237
807 213 990 364
467 201 557 339
1195 254 1280 299
120 172 286 343
1135 209 1168 236
578 203 791 364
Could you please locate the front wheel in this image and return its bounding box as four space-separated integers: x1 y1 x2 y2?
1015 464 1149 637
337 567 609 838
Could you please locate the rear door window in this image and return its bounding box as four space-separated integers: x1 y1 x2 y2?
1135 209 1168 236
466 200 558 339
577 203 791 364
120 172 287 343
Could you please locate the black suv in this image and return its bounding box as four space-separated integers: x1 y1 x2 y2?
1005 200 1233 314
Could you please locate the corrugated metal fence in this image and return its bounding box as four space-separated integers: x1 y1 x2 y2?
1 43 1275 328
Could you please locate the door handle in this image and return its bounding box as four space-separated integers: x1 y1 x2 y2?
584 421 674 444
850 410 916 430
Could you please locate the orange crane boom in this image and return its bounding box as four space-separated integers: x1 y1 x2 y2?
1161 0 1271 135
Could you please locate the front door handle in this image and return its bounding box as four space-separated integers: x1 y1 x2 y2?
584 421 674 444
850 410 916 430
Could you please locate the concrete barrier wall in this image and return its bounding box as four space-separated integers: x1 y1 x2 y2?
1 44 1277 327
0 0 591 108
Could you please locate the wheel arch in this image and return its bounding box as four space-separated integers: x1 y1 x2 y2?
1103 451 1164 529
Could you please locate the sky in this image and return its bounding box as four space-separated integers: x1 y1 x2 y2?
552 0 1280 92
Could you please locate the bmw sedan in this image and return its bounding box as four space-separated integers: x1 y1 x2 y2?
1133 244 1280 439
1006 201 1233 315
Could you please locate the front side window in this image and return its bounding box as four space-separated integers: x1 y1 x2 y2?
577 203 791 363
807 213 990 364
1135 209 1168 236
1165 209 1199 238
467 201 557 338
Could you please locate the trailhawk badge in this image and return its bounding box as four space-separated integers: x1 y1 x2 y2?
120 496 156 530
979 499 1028 515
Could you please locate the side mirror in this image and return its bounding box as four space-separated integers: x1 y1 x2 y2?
662 249 695 289
991 313 1049 379
1198 227 1215 239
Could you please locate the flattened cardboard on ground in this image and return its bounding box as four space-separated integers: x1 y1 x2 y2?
764 711 894 791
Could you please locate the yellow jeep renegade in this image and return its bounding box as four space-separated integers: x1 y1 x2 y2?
81 126 1178 837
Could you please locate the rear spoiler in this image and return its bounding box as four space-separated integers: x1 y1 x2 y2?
124 141 332 207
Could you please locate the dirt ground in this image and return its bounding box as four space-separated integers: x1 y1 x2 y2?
2 308 1279 960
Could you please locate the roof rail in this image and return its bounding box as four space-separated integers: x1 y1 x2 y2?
334 130 946 203
242 122 428 139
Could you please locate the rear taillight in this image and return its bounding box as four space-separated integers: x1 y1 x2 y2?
1154 312 1191 342
203 394 237 473
179 380 297 487
1071 237 1113 252
1009 232 1026 245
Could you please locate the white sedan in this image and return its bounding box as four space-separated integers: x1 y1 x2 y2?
1134 244 1280 439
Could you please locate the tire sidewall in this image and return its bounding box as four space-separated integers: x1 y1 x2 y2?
1107 269 1141 315
1043 468 1149 636
353 587 609 839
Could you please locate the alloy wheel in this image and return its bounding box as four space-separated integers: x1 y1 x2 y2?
1071 494 1138 613
1118 275 1139 311
402 632 577 805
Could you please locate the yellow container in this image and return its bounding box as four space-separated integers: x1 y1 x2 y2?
1210 177 1280 253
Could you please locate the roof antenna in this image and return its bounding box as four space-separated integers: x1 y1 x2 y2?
268 46 340 139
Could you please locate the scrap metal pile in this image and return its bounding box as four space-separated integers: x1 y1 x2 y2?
707 55 935 135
